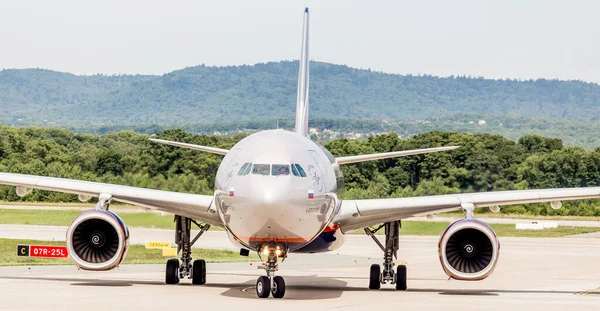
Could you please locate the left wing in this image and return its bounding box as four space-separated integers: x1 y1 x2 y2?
335 187 600 232
336 146 459 165
0 172 222 226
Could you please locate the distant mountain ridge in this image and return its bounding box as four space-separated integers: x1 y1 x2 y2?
1 61 599 127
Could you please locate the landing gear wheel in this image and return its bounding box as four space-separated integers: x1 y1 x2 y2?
369 264 381 290
395 265 407 290
165 259 180 284
192 259 206 285
272 276 286 298
256 276 271 298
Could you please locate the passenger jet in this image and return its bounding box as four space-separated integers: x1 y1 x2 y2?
1 8 599 298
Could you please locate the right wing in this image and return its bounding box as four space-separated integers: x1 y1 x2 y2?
0 172 222 227
149 138 229 155
335 187 600 232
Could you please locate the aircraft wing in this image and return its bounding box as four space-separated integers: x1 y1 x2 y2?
149 138 229 155
335 187 600 232
0 172 222 227
336 146 459 165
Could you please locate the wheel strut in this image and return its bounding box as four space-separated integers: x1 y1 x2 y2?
255 243 287 298
364 221 407 290
166 215 210 285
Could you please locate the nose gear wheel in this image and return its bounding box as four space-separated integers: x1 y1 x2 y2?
255 242 288 298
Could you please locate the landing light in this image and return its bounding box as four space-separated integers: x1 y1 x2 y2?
276 249 281 256
262 247 269 255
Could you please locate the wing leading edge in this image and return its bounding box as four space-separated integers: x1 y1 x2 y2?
335 187 600 232
149 138 229 155
0 172 222 227
336 146 459 165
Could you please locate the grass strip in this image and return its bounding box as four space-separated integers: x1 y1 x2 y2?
1 209 599 237
0 238 257 266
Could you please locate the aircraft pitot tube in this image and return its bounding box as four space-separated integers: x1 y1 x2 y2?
66 210 129 271
438 219 500 281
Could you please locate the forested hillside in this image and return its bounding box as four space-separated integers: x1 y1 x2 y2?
1 125 599 216
2 61 600 127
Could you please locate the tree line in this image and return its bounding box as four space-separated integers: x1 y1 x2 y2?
0 125 599 216
68 115 600 149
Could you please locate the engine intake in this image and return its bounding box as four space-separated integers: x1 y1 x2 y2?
66 210 129 271
438 219 499 280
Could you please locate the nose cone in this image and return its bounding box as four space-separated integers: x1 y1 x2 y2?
216 176 336 251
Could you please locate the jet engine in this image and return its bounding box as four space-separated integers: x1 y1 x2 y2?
438 219 499 280
66 210 129 271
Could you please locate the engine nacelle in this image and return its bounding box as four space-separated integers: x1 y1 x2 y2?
438 219 500 281
66 210 129 271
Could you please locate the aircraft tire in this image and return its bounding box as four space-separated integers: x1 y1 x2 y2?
272 276 286 298
256 276 271 298
395 265 407 290
192 259 206 285
165 259 180 284
369 264 381 290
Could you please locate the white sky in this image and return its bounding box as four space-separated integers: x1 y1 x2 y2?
1 0 600 82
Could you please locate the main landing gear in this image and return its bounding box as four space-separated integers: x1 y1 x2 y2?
255 242 288 298
165 216 211 285
364 220 407 291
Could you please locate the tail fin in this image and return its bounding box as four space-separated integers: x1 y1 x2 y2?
295 8 310 136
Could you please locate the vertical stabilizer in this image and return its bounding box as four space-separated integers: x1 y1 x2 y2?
295 8 310 136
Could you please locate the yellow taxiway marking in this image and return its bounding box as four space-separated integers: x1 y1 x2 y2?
145 241 171 249
576 288 600 296
241 287 255 294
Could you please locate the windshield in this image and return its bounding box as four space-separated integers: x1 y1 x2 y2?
272 164 290 176
251 164 270 176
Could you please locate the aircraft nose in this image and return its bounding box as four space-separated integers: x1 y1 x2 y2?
217 175 336 251
250 176 296 202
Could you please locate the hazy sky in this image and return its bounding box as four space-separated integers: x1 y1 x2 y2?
1 0 600 82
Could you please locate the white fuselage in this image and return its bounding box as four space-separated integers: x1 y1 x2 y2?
213 130 345 252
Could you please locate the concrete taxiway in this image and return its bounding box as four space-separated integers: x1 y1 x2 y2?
1 225 599 310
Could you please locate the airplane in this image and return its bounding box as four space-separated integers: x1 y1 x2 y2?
2 7 600 299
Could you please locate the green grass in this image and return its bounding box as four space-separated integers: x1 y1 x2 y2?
0 209 178 229
1 209 599 237
0 238 258 266
0 209 227 230
439 210 600 221
0 201 139 208
355 221 600 237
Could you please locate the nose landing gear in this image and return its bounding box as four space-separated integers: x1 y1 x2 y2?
256 243 287 298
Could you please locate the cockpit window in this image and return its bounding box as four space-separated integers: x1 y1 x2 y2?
252 164 270 176
294 164 307 177
237 162 250 176
291 164 300 176
243 162 252 175
272 164 290 176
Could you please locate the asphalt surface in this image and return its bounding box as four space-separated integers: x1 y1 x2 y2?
1 225 600 310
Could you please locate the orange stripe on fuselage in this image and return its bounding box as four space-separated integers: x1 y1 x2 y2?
237 224 339 244
241 236 309 243
323 224 340 233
